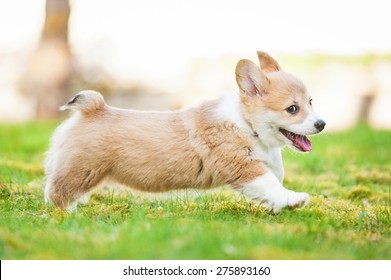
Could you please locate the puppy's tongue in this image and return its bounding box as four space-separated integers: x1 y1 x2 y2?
279 129 312 152
294 134 312 152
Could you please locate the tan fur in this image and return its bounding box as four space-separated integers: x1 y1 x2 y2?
257 51 281 73
243 73 307 113
45 95 266 208
45 52 324 211
236 59 312 130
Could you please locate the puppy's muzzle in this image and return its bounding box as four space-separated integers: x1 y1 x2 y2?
314 120 326 132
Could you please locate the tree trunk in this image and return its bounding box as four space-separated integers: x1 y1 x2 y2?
21 0 72 119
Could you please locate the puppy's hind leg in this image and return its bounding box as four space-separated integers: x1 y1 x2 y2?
45 165 106 210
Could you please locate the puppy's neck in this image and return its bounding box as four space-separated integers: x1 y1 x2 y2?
213 92 285 151
214 92 254 134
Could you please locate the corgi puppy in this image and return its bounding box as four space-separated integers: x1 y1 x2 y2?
44 51 325 212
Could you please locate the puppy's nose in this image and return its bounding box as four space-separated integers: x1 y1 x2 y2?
314 120 326 131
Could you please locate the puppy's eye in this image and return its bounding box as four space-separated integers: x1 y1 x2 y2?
309 98 313 105
286 105 299 114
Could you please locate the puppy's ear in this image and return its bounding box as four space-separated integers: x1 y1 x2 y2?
257 51 281 73
235 59 270 97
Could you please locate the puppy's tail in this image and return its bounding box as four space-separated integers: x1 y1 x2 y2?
60 90 105 115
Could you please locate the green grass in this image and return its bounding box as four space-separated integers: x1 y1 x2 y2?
0 122 390 259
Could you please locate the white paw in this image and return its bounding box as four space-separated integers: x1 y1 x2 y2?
287 191 310 208
66 202 78 212
77 193 91 205
262 191 310 213
240 172 311 214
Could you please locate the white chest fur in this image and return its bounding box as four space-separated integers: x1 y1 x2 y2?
254 146 284 183
215 92 285 183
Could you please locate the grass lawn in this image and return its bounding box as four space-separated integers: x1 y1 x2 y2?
0 122 390 259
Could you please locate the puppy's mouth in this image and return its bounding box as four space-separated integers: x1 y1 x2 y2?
279 128 312 152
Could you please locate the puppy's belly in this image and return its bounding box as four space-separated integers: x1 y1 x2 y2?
109 164 211 192
111 173 192 192
107 147 215 192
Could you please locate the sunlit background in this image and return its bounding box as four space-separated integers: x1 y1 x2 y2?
1 0 390 130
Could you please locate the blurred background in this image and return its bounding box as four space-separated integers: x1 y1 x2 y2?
1 0 390 131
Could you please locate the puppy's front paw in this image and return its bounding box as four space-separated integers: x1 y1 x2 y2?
265 191 310 213
287 191 310 209
240 173 311 213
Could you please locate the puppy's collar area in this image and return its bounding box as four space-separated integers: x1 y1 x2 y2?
243 118 259 139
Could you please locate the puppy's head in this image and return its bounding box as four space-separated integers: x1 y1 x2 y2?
236 51 325 152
